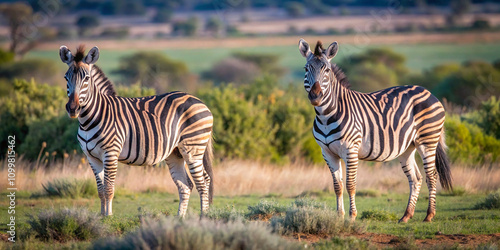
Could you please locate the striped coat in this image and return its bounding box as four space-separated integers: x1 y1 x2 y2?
299 39 452 223
60 45 213 217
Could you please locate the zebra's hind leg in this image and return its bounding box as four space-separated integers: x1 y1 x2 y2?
178 142 210 216
416 143 439 222
397 145 423 223
166 148 193 218
322 150 345 218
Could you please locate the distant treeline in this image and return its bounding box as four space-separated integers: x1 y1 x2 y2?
28 0 500 15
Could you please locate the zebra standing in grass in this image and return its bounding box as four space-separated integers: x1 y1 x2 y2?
59 45 214 217
298 39 452 223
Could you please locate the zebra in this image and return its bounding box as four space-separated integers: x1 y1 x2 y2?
298 39 452 223
59 45 214 217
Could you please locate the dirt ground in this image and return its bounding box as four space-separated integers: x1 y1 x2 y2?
292 232 500 248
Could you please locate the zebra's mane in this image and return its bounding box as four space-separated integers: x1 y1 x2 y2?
92 65 117 96
331 64 350 89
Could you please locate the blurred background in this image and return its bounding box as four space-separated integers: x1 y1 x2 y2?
0 0 499 195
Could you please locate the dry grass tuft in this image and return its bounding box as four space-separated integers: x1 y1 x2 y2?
1 158 498 196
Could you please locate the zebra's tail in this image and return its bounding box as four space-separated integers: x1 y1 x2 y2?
203 136 214 204
436 129 453 191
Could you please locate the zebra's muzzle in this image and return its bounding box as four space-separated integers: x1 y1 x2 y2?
308 81 323 106
66 94 80 118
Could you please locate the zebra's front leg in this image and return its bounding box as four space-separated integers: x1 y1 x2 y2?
322 150 344 218
87 157 106 215
103 155 118 216
345 151 359 220
166 149 193 218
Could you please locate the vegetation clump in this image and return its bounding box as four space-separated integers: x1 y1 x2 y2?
270 199 364 236
247 200 287 220
474 191 500 210
27 208 108 242
42 178 97 199
93 217 303 250
359 209 398 221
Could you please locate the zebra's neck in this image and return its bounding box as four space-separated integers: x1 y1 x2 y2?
77 66 116 127
314 76 344 122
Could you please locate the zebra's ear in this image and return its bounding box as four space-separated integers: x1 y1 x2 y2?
84 46 100 64
59 45 74 64
325 41 339 61
298 38 312 58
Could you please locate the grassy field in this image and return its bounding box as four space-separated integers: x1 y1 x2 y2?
26 42 500 84
1 158 499 248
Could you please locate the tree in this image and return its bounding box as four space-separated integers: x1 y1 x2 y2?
172 16 199 36
447 0 471 26
152 8 173 23
76 14 100 37
285 2 306 17
206 16 223 36
0 3 37 58
112 52 193 93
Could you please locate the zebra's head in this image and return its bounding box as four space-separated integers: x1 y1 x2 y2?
59 45 100 118
298 39 339 106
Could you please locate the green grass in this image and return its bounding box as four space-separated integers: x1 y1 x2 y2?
1 190 499 248
26 43 500 85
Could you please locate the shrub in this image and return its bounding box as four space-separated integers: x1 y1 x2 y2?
0 58 61 84
445 115 500 165
93 217 302 250
433 60 500 108
271 205 364 235
292 198 328 209
207 206 245 222
474 191 500 210
206 57 260 84
27 207 108 242
42 178 97 199
172 16 199 36
359 209 398 221
247 200 287 220
0 79 67 160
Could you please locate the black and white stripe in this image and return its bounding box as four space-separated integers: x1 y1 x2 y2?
60 45 214 217
298 39 452 223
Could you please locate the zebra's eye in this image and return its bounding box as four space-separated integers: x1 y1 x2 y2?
304 67 308 72
83 76 90 82
325 68 331 73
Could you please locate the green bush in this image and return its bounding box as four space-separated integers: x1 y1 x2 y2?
465 96 500 139
474 191 500 210
207 206 245 222
42 178 97 199
271 205 364 235
247 200 287 220
0 79 67 159
445 115 500 165
359 209 398 221
292 198 327 209
27 207 108 242
0 58 60 84
93 217 302 250
433 60 500 108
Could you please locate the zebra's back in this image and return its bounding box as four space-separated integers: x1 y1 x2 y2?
103 91 212 166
